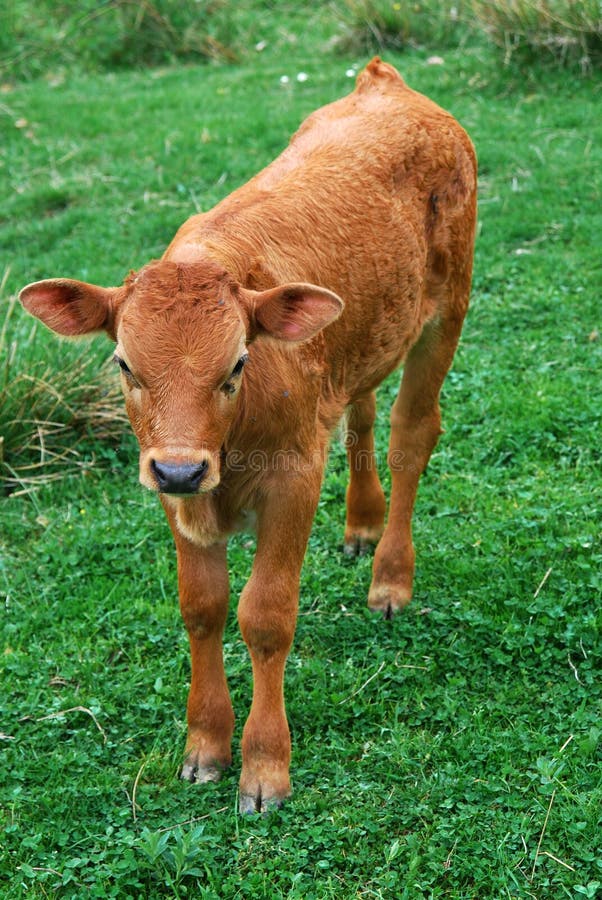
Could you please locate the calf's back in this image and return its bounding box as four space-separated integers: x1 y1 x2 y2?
166 57 477 403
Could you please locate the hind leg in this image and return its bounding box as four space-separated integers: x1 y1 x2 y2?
344 391 386 557
368 311 465 616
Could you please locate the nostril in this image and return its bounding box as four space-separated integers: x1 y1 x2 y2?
189 459 208 489
150 459 167 489
150 459 209 494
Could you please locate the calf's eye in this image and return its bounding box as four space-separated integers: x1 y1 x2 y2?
113 353 139 387
230 353 249 377
113 354 130 374
221 353 249 395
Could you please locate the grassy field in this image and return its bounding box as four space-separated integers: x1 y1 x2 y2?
1 4 601 898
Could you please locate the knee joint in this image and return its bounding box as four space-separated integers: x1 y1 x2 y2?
180 593 227 638
238 589 297 659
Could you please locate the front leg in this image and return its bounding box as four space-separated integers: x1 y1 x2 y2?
166 510 234 783
237 468 322 813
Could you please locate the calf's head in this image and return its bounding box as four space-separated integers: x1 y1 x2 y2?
20 260 343 494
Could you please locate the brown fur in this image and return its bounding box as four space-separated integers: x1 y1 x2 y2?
20 58 477 813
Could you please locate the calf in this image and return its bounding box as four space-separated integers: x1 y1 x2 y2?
20 58 477 812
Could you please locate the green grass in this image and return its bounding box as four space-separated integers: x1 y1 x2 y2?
1 7 602 899
2 0 600 80
338 0 602 70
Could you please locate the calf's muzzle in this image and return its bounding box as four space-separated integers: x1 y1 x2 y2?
150 459 209 494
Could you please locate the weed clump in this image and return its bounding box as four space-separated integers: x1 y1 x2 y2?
471 0 602 70
337 0 602 70
337 0 467 51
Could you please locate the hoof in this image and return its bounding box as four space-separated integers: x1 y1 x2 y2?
180 761 225 784
239 791 285 815
343 537 372 557
368 583 412 618
343 527 381 558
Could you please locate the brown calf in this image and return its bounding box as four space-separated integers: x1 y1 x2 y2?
20 58 477 812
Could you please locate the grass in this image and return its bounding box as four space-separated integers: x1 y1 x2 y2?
0 0 337 81
2 0 601 81
471 0 602 69
1 4 602 899
336 0 469 52
337 0 602 70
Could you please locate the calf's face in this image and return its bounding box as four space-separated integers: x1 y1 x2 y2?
19 260 344 495
115 266 249 495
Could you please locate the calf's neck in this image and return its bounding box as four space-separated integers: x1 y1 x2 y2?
20 58 477 813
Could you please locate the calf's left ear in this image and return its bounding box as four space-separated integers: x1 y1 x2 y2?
19 279 120 340
243 282 344 342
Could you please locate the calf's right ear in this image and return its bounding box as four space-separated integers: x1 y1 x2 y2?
242 282 344 343
19 279 120 340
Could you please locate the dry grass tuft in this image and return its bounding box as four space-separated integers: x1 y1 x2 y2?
1 359 129 496
1 292 129 496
